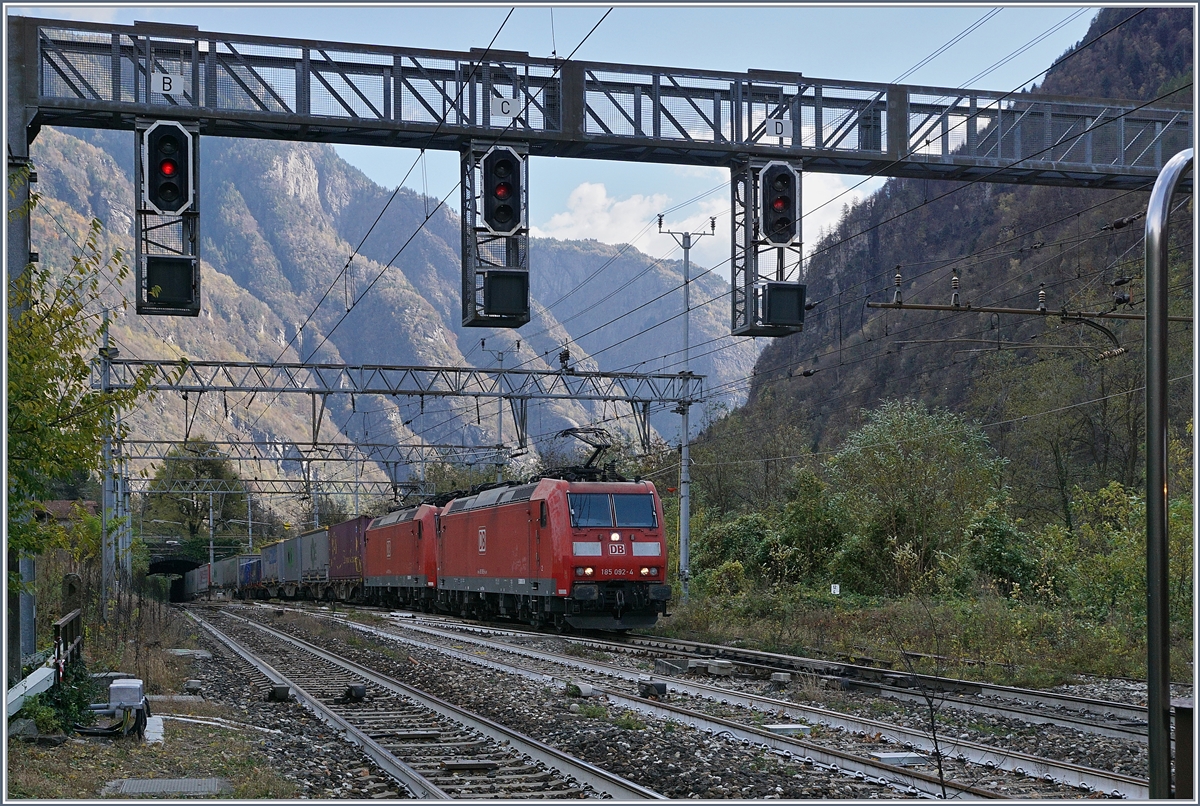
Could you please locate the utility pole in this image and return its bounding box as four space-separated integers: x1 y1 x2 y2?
659 216 715 605
100 309 114 622
480 339 518 483
207 492 215 568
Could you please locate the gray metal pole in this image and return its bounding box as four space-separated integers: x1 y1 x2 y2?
1144 147 1192 799
101 311 112 623
497 350 504 484
247 492 253 552
208 491 215 568
679 232 691 604
659 220 713 605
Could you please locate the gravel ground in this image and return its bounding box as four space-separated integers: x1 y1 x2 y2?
26 604 1168 800
235 608 903 798
351 612 1161 791
240 605 1144 798
184 618 412 799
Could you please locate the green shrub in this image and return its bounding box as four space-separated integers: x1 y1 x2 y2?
964 502 1036 596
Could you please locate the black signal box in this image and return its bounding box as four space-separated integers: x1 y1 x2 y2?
763 281 806 328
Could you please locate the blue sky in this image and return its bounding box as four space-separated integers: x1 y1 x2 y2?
11 3 1099 269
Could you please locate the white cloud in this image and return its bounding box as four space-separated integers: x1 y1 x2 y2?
530 173 887 276
531 182 669 245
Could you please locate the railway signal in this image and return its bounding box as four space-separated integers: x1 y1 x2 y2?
482 146 523 236
142 120 193 215
759 162 798 245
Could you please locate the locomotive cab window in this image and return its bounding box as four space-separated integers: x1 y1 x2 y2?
613 494 657 528
567 493 612 528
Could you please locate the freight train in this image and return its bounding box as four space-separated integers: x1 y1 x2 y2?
183 476 671 630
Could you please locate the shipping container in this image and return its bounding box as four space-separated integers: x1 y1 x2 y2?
280 534 302 583
299 528 330 583
238 555 261 588
329 516 373 581
260 542 282 585
210 555 240 590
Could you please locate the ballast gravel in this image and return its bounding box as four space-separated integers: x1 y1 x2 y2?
179 603 1178 799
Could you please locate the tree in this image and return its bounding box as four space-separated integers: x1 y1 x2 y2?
142 438 249 560
7 197 159 565
824 399 1006 594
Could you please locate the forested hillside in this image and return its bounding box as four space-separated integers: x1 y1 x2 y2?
695 7 1193 528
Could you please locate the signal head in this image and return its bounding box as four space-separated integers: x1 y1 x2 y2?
481 147 524 236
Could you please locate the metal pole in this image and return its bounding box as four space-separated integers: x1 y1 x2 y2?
1144 147 1192 799
497 349 504 483
659 221 713 605
100 310 112 623
679 232 691 604
247 492 253 552
208 491 215 567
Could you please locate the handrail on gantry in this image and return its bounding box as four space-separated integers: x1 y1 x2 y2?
10 15 1192 190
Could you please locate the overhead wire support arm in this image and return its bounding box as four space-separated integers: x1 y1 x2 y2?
866 300 1192 323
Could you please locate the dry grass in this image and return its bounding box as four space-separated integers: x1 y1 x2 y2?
656 592 1194 686
7 703 299 800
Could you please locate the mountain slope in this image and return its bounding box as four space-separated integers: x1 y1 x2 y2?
28 123 757 510
713 7 1193 523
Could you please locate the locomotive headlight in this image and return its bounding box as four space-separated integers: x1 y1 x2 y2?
650 567 659 576
610 532 621 541
584 567 595 577
575 566 585 576
640 567 651 576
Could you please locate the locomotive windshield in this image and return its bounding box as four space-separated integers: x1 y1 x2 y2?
568 492 658 528
568 493 612 527
613 494 657 527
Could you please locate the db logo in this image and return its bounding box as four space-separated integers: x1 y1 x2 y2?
478 528 486 553
608 543 626 555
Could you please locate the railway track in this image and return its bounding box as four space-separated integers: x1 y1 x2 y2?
396 612 1164 738
255 603 1148 798
187 607 664 799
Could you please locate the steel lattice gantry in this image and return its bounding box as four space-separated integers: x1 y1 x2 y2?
127 476 426 498
98 358 701 453
121 439 503 466
11 15 1193 190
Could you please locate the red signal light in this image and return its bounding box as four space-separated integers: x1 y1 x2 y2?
159 159 178 177
494 182 513 200
772 197 787 212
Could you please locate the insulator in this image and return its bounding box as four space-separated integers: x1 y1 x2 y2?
893 271 903 305
1037 286 1047 312
1114 291 1131 306
950 274 960 307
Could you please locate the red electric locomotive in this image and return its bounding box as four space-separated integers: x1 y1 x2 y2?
362 503 439 609
436 477 671 630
